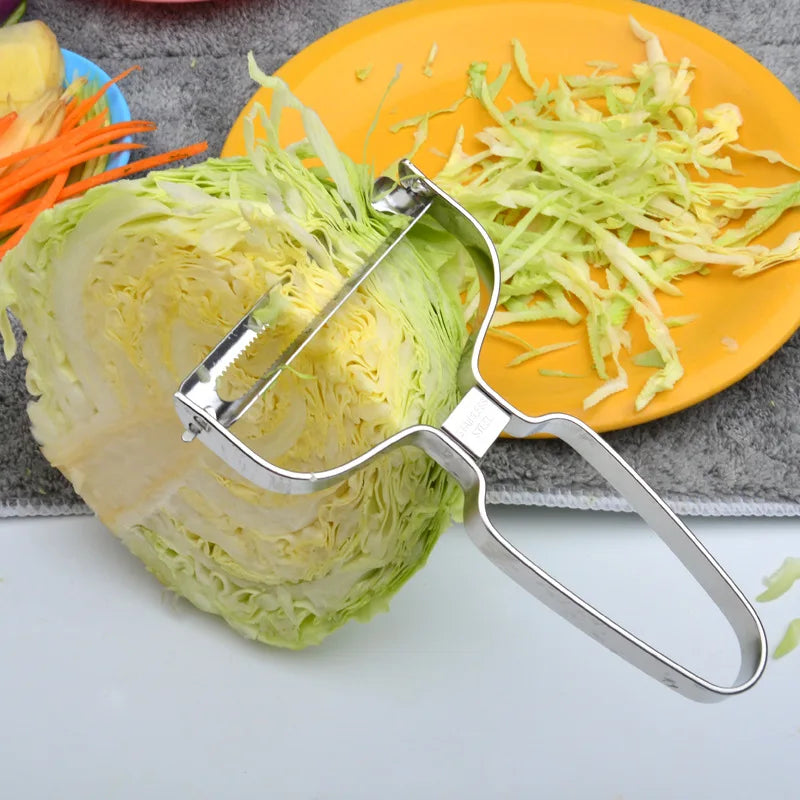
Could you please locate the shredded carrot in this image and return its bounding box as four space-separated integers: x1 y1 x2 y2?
0 199 35 234
66 120 156 152
0 111 111 172
0 118 155 181
0 141 145 208
0 190 28 217
0 63 206 259
61 66 141 132
59 96 77 120
58 142 209 200
0 112 18 138
0 171 69 259
0 142 207 238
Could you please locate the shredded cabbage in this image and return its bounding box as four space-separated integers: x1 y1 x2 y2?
398 17 800 410
773 619 800 659
0 69 473 648
757 557 800 658
757 557 800 602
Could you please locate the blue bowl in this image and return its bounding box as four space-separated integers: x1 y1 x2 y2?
61 49 132 170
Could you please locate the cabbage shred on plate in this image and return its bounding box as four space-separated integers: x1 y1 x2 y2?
415 18 800 410
0 64 474 648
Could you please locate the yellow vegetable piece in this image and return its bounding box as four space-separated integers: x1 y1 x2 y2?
0 20 65 117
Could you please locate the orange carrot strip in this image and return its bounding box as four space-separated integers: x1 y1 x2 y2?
61 65 141 131
1 120 154 180
0 124 151 189
57 142 208 200
0 141 208 235
0 112 112 172
1 117 155 178
0 136 136 190
0 158 94 230
0 142 144 206
0 199 33 233
0 112 18 138
0 190 28 216
0 170 69 259
62 67 140 131
0 184 56 231
67 120 155 151
58 97 80 133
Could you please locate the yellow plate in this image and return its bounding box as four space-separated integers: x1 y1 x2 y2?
222 0 800 433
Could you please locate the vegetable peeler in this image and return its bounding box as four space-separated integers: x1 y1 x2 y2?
174 159 767 702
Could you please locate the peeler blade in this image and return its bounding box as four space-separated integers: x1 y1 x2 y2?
175 173 436 438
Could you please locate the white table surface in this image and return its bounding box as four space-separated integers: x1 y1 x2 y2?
2 506 798 800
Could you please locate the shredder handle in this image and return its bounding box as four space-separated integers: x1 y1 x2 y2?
174 157 767 702
422 397 768 703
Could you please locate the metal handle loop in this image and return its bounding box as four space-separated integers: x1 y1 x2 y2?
433 394 767 702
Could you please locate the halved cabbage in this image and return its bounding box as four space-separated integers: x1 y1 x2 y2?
0 78 472 647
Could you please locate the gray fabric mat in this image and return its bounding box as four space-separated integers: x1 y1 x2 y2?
2 0 799 518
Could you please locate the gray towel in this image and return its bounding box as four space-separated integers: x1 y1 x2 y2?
2 0 799 518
